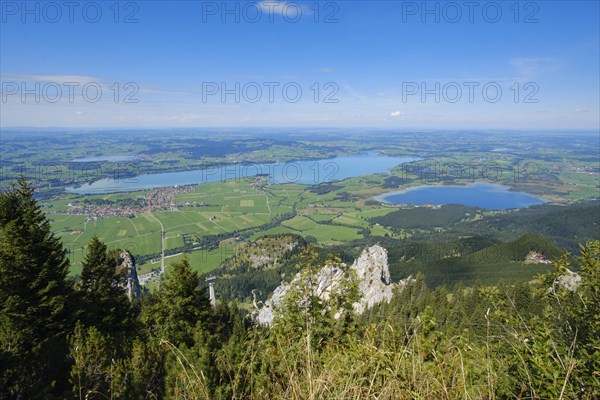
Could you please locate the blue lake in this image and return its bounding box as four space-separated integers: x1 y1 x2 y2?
67 154 419 194
377 183 545 210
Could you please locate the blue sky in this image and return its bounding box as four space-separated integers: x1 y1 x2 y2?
0 0 598 129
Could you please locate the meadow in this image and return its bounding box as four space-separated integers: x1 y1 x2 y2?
49 178 398 277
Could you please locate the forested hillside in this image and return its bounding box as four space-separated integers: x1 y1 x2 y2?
1 180 599 399
371 201 600 252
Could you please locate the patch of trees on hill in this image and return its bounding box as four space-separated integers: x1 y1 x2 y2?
468 201 600 251
326 233 561 287
215 234 308 302
370 201 600 252
370 204 483 229
308 182 341 195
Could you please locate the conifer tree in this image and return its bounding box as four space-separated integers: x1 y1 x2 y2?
77 237 135 339
0 178 74 398
69 323 116 399
144 257 213 347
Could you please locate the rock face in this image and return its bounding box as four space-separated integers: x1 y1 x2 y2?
222 235 303 271
524 251 552 265
352 245 394 314
254 245 408 325
117 250 140 301
554 268 581 292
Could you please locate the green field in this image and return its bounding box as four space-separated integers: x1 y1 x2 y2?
142 243 234 277
49 177 410 277
251 215 363 243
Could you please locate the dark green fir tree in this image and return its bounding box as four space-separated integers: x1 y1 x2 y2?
76 236 136 339
0 178 74 399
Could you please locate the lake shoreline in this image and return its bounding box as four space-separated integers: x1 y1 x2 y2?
375 182 547 210
67 154 421 195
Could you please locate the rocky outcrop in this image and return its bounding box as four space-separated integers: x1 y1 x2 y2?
553 268 581 292
254 245 411 325
222 235 304 271
352 245 394 314
524 251 552 265
117 250 140 301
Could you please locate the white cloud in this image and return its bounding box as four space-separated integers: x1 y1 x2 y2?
574 108 589 113
164 113 209 122
390 111 405 117
509 57 560 79
1 73 99 85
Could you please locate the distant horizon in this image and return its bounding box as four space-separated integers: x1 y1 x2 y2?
1 126 598 133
